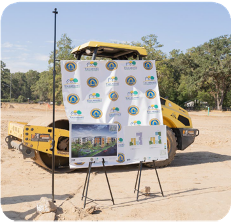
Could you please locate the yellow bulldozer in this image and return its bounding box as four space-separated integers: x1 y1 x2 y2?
5 41 199 172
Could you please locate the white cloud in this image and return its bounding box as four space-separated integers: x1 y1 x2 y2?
34 53 49 61
0 57 11 60
109 39 131 44
46 40 54 43
2 42 13 48
2 42 29 51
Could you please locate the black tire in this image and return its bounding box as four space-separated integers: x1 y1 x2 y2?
144 127 177 168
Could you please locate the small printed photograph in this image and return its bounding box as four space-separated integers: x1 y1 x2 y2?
71 124 117 158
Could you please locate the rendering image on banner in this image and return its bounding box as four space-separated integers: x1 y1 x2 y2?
71 124 118 160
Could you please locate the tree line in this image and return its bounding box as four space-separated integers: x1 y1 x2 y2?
1 33 231 110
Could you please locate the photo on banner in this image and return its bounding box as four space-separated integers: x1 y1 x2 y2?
69 123 118 168
124 125 168 162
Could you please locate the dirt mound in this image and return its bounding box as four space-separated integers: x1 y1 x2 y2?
1 103 14 109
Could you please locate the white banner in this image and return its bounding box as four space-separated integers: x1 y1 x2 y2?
61 60 164 168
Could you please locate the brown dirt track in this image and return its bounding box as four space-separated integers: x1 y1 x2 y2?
1 103 231 220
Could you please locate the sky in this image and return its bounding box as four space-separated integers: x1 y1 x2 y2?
71 124 117 138
1 1 231 73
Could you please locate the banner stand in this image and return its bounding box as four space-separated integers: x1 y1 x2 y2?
134 160 164 201
81 158 115 208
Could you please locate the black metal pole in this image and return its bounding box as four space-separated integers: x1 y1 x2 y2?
153 160 164 197
52 7 58 203
102 158 115 205
84 162 93 208
137 161 143 201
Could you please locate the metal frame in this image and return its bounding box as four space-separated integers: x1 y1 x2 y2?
78 47 143 61
81 158 115 208
134 160 164 201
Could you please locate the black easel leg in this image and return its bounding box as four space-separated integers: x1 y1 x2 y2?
153 160 164 197
81 162 90 200
134 162 140 193
102 158 114 205
83 162 93 208
137 161 143 201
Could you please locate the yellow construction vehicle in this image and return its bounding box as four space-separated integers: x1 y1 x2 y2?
5 41 199 172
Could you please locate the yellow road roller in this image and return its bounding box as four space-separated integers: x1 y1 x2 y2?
5 41 199 172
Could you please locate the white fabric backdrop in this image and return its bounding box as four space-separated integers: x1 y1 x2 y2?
61 60 163 168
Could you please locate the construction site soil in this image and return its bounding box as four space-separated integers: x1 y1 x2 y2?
1 103 231 220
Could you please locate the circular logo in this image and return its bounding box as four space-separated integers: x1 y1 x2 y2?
128 105 139 116
149 118 160 125
114 121 121 132
90 109 102 119
87 77 99 88
67 94 79 104
65 61 77 72
143 61 153 70
146 89 156 99
109 91 119 101
106 61 118 71
125 75 136 86
116 153 125 163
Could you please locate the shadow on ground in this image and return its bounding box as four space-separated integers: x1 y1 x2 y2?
170 151 231 167
68 151 231 174
1 194 69 205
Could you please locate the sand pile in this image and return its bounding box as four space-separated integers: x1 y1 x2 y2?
1 103 14 109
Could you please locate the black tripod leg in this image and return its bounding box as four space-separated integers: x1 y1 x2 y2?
134 162 140 193
153 160 164 197
102 158 115 205
81 162 90 200
137 161 143 201
83 162 93 208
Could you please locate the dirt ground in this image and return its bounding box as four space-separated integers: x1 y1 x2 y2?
1 103 231 221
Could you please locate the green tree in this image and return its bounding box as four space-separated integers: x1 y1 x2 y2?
33 34 76 103
188 35 231 110
1 61 11 99
18 95 26 103
25 70 40 100
131 34 166 61
31 71 50 101
83 141 92 149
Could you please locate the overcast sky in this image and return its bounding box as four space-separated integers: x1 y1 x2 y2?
1 1 231 73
